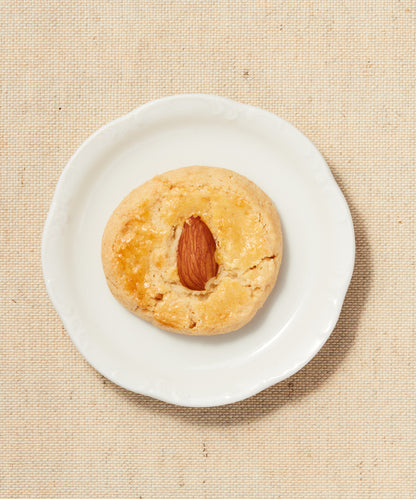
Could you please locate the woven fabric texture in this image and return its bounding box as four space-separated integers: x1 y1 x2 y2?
1 1 415 497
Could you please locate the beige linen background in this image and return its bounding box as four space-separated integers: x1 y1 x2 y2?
1 1 415 497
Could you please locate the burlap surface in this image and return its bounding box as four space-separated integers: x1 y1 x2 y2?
1 1 415 497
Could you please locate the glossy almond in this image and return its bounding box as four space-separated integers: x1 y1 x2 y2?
177 216 219 291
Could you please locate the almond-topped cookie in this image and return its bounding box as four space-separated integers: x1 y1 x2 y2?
101 166 282 335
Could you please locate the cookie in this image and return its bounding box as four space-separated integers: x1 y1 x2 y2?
101 166 282 335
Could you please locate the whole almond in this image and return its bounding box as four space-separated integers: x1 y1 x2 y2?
177 216 219 291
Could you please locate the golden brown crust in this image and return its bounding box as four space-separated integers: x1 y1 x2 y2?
101 166 282 335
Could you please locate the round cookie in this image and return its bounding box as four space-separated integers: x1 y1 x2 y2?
101 166 282 335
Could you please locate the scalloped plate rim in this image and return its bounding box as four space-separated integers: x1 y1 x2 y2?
42 94 355 407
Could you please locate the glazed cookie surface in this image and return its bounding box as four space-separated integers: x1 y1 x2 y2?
101 166 282 335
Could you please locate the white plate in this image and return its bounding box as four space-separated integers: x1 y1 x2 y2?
42 94 355 407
